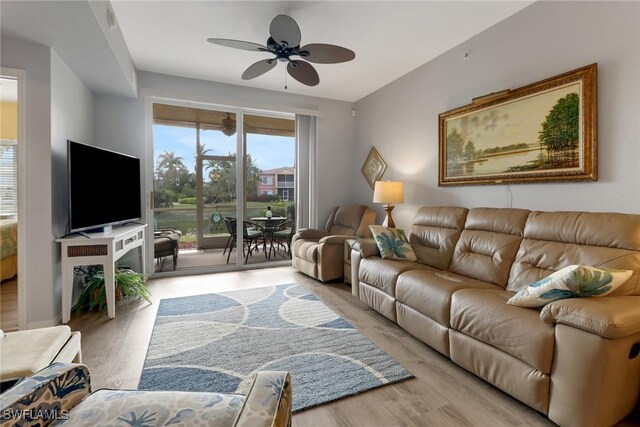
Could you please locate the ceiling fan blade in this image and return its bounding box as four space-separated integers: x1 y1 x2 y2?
299 43 355 64
207 38 268 52
270 15 301 48
242 58 277 80
287 60 319 87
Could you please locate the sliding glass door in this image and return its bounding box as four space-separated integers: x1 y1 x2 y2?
196 117 238 253
152 104 295 273
243 114 296 263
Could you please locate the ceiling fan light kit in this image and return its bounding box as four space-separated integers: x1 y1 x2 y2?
221 113 236 137
207 14 355 87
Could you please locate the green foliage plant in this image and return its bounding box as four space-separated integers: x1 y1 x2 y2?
154 188 176 208
178 197 197 205
270 200 289 217
75 266 151 317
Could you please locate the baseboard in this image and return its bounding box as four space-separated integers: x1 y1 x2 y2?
27 313 63 330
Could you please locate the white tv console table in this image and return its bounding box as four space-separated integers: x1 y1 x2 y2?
56 224 147 323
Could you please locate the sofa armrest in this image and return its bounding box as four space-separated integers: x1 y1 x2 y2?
295 228 329 240
319 235 353 245
351 238 380 258
234 371 292 427
540 296 640 339
0 363 91 425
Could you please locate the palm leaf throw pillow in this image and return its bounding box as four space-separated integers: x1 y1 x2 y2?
369 225 417 262
507 265 632 308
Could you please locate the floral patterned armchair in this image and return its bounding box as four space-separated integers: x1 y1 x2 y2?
0 363 292 427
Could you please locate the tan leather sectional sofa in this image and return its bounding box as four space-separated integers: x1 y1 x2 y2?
350 206 640 427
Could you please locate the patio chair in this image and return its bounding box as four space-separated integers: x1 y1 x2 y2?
269 220 296 259
153 225 182 271
222 216 235 256
225 219 266 263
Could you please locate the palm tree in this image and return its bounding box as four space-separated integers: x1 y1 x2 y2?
155 151 189 195
156 151 186 173
195 142 213 166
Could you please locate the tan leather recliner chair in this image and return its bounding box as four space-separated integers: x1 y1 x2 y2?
291 204 376 282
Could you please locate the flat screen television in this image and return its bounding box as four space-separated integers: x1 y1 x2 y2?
68 140 142 232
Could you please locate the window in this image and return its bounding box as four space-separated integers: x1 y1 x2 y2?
261 176 273 185
0 141 17 216
277 174 294 188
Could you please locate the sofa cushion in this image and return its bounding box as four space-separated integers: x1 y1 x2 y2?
1 326 71 380
292 240 319 262
508 265 633 308
370 226 417 261
450 289 555 374
462 207 531 236
396 270 500 327
449 330 550 414
154 234 178 252
508 211 640 295
326 204 366 236
523 210 640 250
359 257 431 297
449 208 530 287
67 389 245 426
409 206 468 270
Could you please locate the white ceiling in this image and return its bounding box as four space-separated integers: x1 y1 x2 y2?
111 1 532 102
1 1 137 97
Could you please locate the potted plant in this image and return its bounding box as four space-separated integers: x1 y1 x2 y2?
75 265 151 317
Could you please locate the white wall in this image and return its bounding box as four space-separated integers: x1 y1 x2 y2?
87 0 138 95
1 37 55 327
0 37 94 327
93 71 356 271
353 1 640 229
51 50 94 318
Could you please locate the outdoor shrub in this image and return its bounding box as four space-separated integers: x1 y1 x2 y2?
154 188 176 208
257 194 281 203
180 187 196 198
270 200 288 217
178 197 197 205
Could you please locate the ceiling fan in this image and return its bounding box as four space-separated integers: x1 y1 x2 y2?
207 14 355 87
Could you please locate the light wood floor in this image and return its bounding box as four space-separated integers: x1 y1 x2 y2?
0 277 18 331
68 267 639 426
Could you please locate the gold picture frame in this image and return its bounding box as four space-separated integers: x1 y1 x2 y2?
439 63 597 186
361 147 387 189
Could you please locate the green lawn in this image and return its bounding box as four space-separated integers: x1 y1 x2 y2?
154 201 292 235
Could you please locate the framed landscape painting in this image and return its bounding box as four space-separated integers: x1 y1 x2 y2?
439 64 597 186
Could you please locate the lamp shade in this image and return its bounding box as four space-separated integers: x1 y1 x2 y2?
373 181 404 204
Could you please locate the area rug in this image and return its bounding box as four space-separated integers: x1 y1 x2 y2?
138 283 413 412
